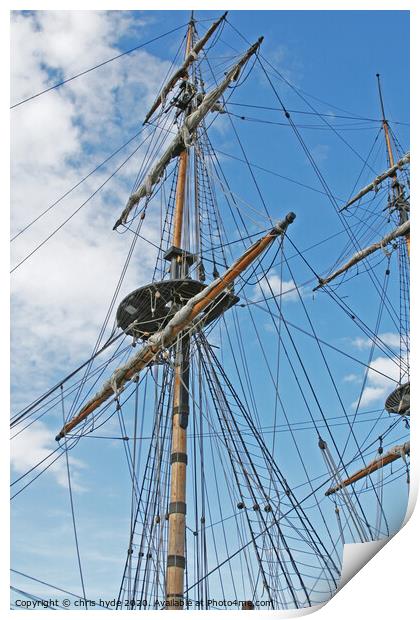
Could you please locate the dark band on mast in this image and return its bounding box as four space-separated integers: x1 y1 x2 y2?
167 555 186 569
171 452 188 464
168 501 187 515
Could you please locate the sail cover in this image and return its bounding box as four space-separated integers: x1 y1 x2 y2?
143 12 228 124
113 37 263 230
315 220 410 290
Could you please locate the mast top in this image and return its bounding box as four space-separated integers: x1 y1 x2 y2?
376 73 387 121
114 34 263 229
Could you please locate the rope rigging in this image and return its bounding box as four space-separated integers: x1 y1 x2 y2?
221 19 407 341
10 11 409 612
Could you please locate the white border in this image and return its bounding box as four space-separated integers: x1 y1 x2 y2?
3 1 417 618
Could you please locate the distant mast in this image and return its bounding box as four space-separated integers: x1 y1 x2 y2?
376 73 410 255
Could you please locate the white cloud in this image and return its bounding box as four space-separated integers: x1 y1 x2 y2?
343 373 360 383
10 11 172 409
349 332 407 408
253 272 299 302
351 332 401 351
309 143 329 163
10 421 86 492
352 355 401 409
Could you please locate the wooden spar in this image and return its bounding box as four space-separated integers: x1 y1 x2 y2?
55 212 296 441
143 12 228 125
376 74 410 256
339 153 410 211
325 441 410 496
113 36 263 230
314 220 409 291
166 18 194 610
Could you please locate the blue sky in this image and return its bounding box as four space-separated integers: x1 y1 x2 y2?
10 8 410 610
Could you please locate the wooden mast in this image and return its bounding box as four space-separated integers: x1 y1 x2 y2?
53 34 273 605
376 73 410 255
166 13 194 610
171 19 194 250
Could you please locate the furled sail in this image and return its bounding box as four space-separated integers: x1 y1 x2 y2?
56 212 294 439
143 12 228 125
113 36 263 230
325 441 410 496
340 152 410 211
314 220 410 290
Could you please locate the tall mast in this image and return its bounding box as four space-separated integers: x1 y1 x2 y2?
166 13 194 610
54 23 268 603
376 73 410 255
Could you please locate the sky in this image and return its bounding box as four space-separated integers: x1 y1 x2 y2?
8 6 410 612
